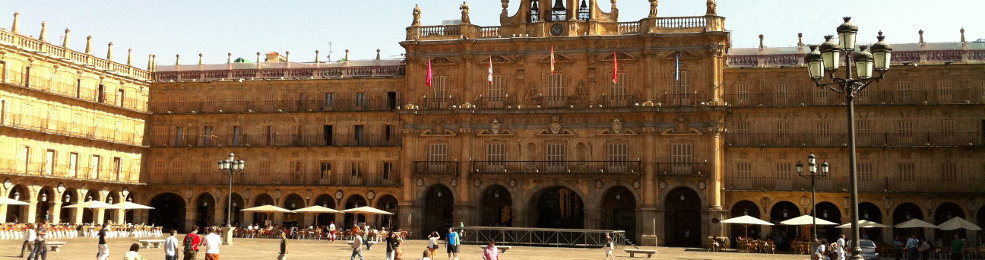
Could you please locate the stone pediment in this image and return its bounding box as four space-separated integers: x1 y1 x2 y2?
429 57 456 65
536 116 575 136
598 52 638 62
421 128 457 137
477 55 513 64
539 53 573 63
477 119 514 136
661 50 700 60
599 119 637 136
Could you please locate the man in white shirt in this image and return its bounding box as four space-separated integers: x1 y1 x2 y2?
200 227 222 260
350 231 364 260
329 222 337 241
164 229 179 260
18 223 36 257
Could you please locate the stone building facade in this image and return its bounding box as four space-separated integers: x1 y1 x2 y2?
1 1 983 247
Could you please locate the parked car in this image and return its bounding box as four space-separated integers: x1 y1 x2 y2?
858 239 880 260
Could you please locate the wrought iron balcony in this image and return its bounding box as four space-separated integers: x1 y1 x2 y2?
724 89 985 107
655 162 709 178
413 161 460 175
149 96 399 114
724 176 985 194
726 132 983 148
470 161 641 175
150 133 400 148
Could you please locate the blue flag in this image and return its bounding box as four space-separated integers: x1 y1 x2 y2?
675 51 680 81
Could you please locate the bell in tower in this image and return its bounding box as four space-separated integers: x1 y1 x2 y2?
577 0 590 21
530 0 541 22
551 0 567 21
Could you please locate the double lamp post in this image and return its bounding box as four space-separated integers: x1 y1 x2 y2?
797 154 829 254
803 17 893 260
218 153 245 245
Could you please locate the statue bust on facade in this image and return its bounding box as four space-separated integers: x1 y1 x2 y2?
460 1 472 24
706 0 717 16
412 4 422 26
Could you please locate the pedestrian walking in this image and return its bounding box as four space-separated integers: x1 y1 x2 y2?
97 223 109 260
18 223 35 258
123 243 143 260
385 231 400 260
328 221 336 241
906 234 920 260
836 234 847 260
446 228 459 260
951 234 964 260
482 241 499 260
603 233 615 260
278 230 288 260
27 219 49 260
350 230 364 260
183 226 202 260
165 229 179 260
202 227 222 260
427 231 439 257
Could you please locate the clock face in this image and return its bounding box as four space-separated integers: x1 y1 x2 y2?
550 23 564 36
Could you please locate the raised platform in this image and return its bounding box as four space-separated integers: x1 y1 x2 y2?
453 226 629 248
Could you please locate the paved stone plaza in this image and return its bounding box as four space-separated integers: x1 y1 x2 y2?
0 236 830 260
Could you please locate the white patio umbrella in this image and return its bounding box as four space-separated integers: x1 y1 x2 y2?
63 200 114 209
0 197 30 205
894 218 937 229
779 215 838 226
292 205 343 226
344 206 394 229
242 205 293 225
837 220 888 229
108 201 155 210
720 215 774 237
937 217 982 231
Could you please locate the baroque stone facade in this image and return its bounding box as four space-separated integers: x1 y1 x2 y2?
2 1 984 247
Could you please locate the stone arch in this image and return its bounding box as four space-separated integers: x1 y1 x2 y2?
104 190 121 223
344 194 368 229
148 192 186 232
423 184 455 237
59 187 79 224
123 191 137 224
479 184 513 227
892 202 924 239
253 193 275 225
221 192 245 226
35 186 55 222
313 194 337 226
858 202 883 242
600 185 636 240
82 189 101 223
729 200 761 239
283 193 306 227
769 201 800 249
663 186 702 247
657 182 707 208
195 193 216 228
375 194 399 229
528 185 585 229
5 184 30 222
812 201 842 242
934 202 966 242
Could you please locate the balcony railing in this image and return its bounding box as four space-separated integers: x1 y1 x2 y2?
153 64 404 82
724 89 985 107
724 176 985 194
146 171 400 187
654 16 708 29
0 159 136 183
655 162 709 178
470 161 641 175
150 133 401 148
0 28 151 80
413 161 460 175
3 114 143 146
149 96 399 114
602 95 642 108
726 132 983 147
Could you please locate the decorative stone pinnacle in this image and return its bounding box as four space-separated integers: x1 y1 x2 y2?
39 21 47 41
797 33 803 47
85 35 93 54
62 28 70 47
758 34 764 49
12 12 20 33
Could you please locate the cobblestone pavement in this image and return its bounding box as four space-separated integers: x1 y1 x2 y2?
0 236 827 259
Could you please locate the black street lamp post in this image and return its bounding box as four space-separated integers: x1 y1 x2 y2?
797 154 830 255
804 17 893 260
217 153 245 245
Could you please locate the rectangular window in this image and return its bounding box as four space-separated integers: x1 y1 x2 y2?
354 125 364 146
387 92 397 110
382 162 393 180
203 126 213 146
736 162 752 178
898 163 915 181
355 93 366 107
97 84 105 103
113 157 121 181
0 99 6 125
90 155 101 179
606 143 629 173
545 143 566 173
731 121 750 134
319 162 332 180
69 152 79 178
75 78 82 98
323 125 333 146
936 80 953 103
772 82 788 104
545 74 567 107
812 85 831 104
350 162 363 178
232 126 242 146
775 163 792 179
174 127 183 146
21 146 30 173
431 76 448 99
941 120 955 137
735 83 750 104
488 75 505 98
674 71 692 103
897 120 913 137
44 149 55 175
428 143 448 162
895 81 911 103
815 121 830 139
116 89 125 107
941 163 957 182
485 142 506 172
859 163 873 180
265 125 273 146
324 93 335 107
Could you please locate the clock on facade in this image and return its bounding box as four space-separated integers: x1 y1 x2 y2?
550 23 564 36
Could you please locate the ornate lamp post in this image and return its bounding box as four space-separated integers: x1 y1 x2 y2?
796 154 830 254
217 153 245 245
804 17 893 259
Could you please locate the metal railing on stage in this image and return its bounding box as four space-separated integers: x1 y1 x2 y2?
452 226 633 248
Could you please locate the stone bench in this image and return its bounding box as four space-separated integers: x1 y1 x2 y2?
625 249 657 258
138 239 166 248
482 245 511 253
46 241 67 252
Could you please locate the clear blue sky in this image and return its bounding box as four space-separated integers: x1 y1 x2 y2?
1 0 980 68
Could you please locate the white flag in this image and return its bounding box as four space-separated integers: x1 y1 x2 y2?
488 56 493 85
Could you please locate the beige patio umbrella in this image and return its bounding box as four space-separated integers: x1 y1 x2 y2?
292 205 342 226
106 201 154 224
63 200 114 209
0 197 29 205
937 217 982 231
779 215 838 226
894 218 937 229
721 215 774 237
837 220 889 229
242 205 293 225
344 206 394 229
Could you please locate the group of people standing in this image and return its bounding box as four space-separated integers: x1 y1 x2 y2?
18 219 48 260
895 234 967 260
812 234 848 260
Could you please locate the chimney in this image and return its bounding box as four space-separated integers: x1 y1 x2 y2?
198 53 203 65
175 54 180 66
85 35 93 54
11 12 20 33
797 33 804 48
919 29 925 46
127 48 132 65
106 42 113 60
758 34 765 50
315 50 320 63
62 28 70 47
376 49 381 60
344 49 350 61
39 21 47 41
227 53 232 64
